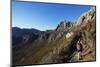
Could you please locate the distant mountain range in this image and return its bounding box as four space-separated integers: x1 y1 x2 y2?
12 20 73 46
12 7 96 66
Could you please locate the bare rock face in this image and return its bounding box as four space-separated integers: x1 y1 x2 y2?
48 20 73 41
76 7 96 26
56 20 73 31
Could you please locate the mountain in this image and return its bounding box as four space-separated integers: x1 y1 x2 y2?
12 7 96 66
12 27 40 47
55 20 73 31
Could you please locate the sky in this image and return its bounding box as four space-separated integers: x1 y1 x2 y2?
12 0 93 31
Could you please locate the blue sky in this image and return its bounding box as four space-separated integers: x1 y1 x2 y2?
12 1 92 31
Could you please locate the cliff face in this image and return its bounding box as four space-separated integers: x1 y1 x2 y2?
12 7 96 65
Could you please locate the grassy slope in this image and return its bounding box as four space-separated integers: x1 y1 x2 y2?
13 7 96 65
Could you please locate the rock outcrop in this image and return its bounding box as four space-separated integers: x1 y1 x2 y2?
56 20 73 31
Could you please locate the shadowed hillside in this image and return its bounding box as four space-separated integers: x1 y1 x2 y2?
12 7 96 66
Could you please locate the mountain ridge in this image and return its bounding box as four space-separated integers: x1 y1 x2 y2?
12 7 96 65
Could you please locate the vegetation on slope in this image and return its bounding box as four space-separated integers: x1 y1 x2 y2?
12 7 96 66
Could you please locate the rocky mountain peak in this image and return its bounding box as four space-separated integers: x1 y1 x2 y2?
56 20 73 31
76 7 96 25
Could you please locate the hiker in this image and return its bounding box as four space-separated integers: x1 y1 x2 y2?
75 38 83 60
